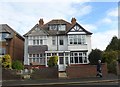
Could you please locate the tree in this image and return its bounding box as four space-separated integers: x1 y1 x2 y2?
105 36 118 51
103 36 120 74
12 60 24 70
102 51 117 64
88 49 103 65
48 55 58 67
2 54 12 69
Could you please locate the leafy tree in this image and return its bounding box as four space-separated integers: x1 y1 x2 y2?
102 51 118 64
48 55 58 67
88 49 103 65
2 54 12 69
12 60 24 70
103 36 120 74
105 36 118 51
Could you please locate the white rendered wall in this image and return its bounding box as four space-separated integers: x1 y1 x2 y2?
24 37 29 65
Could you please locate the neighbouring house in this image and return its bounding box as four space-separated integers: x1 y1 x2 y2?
24 18 92 71
0 24 24 62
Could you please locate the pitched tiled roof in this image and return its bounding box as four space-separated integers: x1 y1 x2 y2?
28 45 48 54
42 19 72 35
24 18 92 36
24 24 49 36
66 22 92 35
0 24 24 40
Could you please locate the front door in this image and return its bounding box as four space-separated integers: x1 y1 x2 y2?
59 57 66 71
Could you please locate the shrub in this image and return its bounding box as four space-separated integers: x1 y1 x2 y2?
2 54 12 69
88 49 103 65
48 55 58 67
107 61 117 74
102 51 118 74
12 60 24 70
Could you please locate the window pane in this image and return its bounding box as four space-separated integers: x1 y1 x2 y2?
59 57 64 64
52 53 57 56
59 53 64 56
74 38 77 44
40 40 43 45
29 58 32 63
78 38 81 44
37 40 39 45
58 25 66 31
33 58 35 62
29 54 32 57
47 53 51 56
33 54 35 57
75 57 78 63
52 40 56 45
65 57 68 64
33 40 36 45
37 54 39 57
60 39 63 45
74 53 78 56
40 54 42 57
79 57 82 63
70 57 73 63
70 39 73 44
84 57 87 63
0 48 6 55
79 53 82 56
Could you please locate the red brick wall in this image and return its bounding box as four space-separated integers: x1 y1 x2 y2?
2 34 24 63
66 63 108 78
31 67 58 79
24 65 46 69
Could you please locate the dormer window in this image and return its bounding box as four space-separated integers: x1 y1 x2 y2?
58 25 66 31
0 33 9 41
49 25 57 30
49 24 66 31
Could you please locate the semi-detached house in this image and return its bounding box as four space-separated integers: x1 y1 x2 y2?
24 18 92 71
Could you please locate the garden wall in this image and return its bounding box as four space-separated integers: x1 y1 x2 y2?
31 67 58 79
2 69 21 80
66 63 108 78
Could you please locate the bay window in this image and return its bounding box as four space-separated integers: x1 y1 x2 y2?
28 36 47 45
68 35 86 45
70 52 87 64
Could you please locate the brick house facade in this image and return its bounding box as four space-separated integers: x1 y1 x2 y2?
0 24 24 62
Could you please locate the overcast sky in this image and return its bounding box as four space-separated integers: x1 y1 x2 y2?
0 0 119 50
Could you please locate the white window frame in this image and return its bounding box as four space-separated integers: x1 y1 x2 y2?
52 36 56 45
68 35 86 45
70 52 87 64
28 53 45 65
59 36 64 45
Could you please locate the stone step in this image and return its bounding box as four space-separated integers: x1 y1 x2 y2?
59 72 67 78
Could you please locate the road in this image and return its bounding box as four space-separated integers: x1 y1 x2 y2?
1 80 119 87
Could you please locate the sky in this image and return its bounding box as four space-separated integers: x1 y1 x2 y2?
0 0 119 51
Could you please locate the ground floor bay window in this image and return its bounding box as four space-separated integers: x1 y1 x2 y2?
28 53 45 65
70 52 88 64
45 51 89 71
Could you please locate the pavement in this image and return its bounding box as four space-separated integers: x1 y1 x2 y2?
1 74 120 86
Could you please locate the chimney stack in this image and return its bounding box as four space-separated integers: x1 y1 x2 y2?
71 17 76 24
39 18 44 26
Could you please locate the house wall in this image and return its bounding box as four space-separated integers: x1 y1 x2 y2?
7 35 24 62
47 36 68 51
24 37 29 65
86 35 92 54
